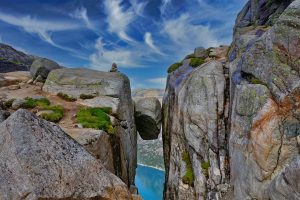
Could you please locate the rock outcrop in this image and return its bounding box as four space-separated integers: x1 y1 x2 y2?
43 68 137 187
163 59 229 199
30 57 61 80
135 97 162 140
0 43 34 73
163 0 300 199
0 109 131 199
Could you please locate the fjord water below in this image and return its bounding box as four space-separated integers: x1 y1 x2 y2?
135 165 165 200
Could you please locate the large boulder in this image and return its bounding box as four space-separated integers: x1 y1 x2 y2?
43 68 137 187
0 109 131 199
135 97 161 140
30 58 61 80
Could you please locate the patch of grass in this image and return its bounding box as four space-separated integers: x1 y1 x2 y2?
40 105 64 122
189 58 205 68
182 152 194 186
3 99 15 109
20 97 50 109
201 161 210 177
167 62 183 73
76 107 114 134
185 53 195 59
57 92 77 102
79 94 96 100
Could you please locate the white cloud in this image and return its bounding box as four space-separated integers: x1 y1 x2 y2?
0 12 81 52
147 77 167 88
104 0 134 42
144 32 163 55
70 7 93 29
89 38 138 71
130 0 148 16
163 14 219 54
160 0 172 16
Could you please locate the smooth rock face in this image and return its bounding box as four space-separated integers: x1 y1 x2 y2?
163 61 229 200
135 97 161 140
43 68 137 187
0 109 131 200
68 129 116 174
229 1 300 199
30 58 61 80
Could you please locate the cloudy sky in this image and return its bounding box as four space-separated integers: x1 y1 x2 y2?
0 0 247 89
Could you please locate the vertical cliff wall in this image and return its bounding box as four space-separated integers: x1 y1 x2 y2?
163 0 300 199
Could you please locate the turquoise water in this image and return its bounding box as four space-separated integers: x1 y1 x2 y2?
135 165 165 200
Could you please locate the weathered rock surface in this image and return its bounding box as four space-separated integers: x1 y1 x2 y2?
163 60 229 199
163 1 300 199
267 156 300 200
0 43 34 73
11 98 26 110
0 109 131 199
30 57 61 80
229 1 300 199
67 129 116 174
194 47 208 58
135 97 161 140
43 68 137 187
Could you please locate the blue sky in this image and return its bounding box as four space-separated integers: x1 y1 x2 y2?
0 0 247 89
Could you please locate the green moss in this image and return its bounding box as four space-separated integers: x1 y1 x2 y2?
20 97 50 109
182 152 194 186
201 161 210 170
57 92 77 102
167 62 183 73
185 53 195 59
249 77 265 85
40 105 64 122
76 107 113 134
3 99 15 109
79 94 96 99
189 58 205 68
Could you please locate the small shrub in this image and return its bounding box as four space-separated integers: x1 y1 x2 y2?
167 62 183 73
189 58 205 68
80 94 96 100
3 99 15 109
40 105 64 122
182 152 194 186
76 107 113 133
206 47 213 55
185 53 195 59
57 92 77 102
21 97 50 109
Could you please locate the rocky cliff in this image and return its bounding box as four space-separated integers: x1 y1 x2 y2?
163 0 300 199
